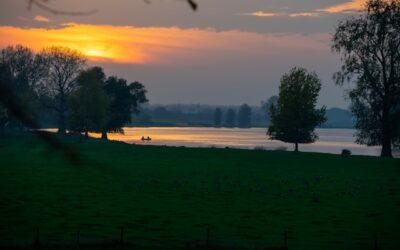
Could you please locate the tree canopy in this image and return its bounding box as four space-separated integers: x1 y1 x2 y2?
332 0 400 157
224 108 236 128
268 67 326 152
68 67 108 137
237 104 252 128
0 44 148 140
0 45 47 130
213 108 222 127
102 76 148 139
40 46 86 134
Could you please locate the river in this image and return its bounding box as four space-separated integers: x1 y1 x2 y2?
87 127 389 156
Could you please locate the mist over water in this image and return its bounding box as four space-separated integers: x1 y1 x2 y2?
90 127 384 156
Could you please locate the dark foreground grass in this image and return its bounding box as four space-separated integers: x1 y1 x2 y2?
0 133 399 249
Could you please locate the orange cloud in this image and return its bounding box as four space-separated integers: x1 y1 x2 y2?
241 11 320 18
0 23 330 66
319 0 365 13
241 11 281 17
33 15 50 22
243 1 368 18
289 12 320 17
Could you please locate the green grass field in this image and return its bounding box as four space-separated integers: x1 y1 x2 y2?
0 133 399 249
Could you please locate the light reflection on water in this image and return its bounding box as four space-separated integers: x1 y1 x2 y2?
86 127 385 156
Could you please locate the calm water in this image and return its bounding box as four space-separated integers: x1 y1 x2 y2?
89 127 388 156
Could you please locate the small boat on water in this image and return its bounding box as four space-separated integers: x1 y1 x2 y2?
141 136 152 142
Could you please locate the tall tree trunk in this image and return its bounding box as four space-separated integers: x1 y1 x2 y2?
0 122 5 137
381 134 392 157
58 110 66 135
58 95 67 135
381 107 393 158
101 130 108 140
294 142 299 152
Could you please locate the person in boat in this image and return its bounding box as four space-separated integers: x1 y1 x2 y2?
141 136 152 141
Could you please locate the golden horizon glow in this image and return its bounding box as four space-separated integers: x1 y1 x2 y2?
0 24 154 64
0 23 330 66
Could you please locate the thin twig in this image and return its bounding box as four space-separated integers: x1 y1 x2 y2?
26 0 197 16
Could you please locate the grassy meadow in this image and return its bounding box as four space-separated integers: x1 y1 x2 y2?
0 133 399 249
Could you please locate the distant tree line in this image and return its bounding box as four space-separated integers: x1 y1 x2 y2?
0 45 148 139
214 104 252 128
135 103 261 128
131 102 352 128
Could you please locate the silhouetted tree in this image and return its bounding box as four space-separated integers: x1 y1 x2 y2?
268 67 326 152
0 0 195 161
224 108 236 128
332 0 400 157
213 108 222 127
102 76 148 139
0 62 80 162
40 47 86 134
68 67 108 139
262 96 278 113
0 106 7 135
237 104 252 128
0 65 12 135
261 96 278 125
0 45 47 130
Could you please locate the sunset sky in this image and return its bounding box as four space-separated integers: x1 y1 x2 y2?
0 0 367 107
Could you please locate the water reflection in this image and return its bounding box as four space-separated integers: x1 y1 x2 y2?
88 127 384 156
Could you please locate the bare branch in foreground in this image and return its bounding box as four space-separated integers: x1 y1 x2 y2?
26 0 197 16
